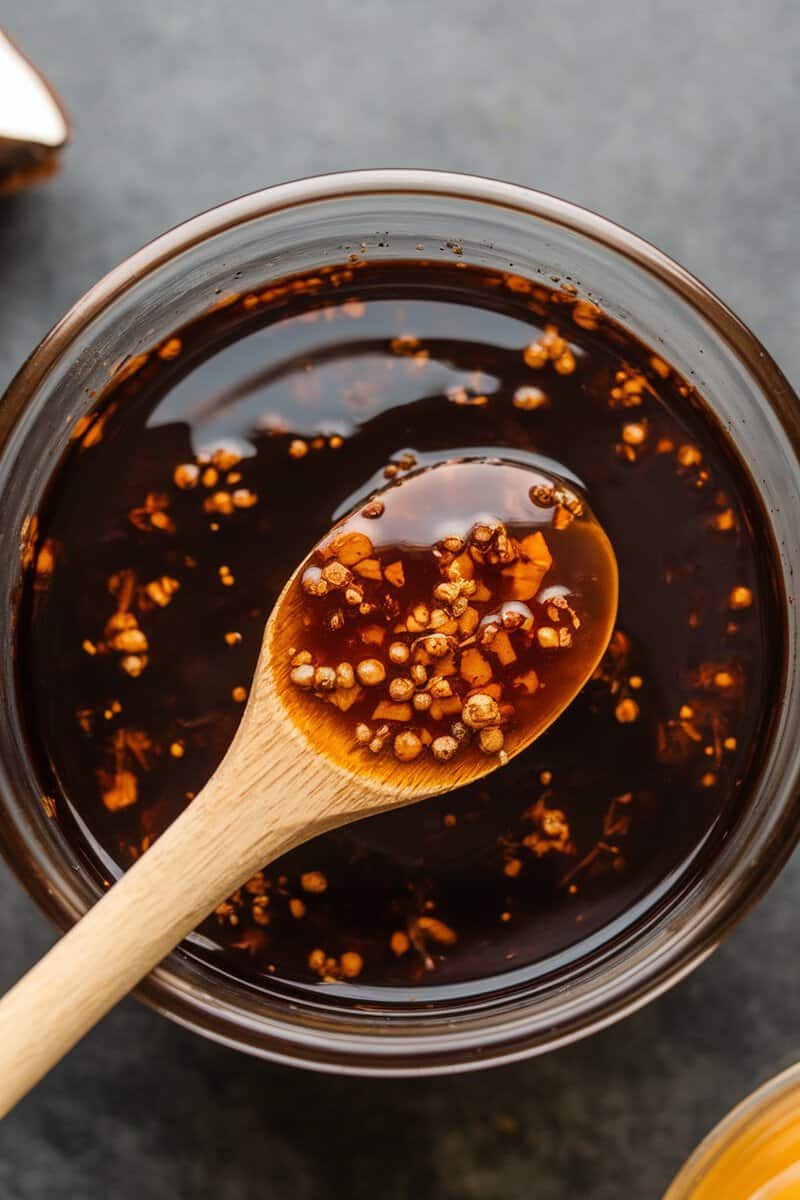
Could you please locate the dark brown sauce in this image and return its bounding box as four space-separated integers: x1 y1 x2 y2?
17 260 783 1000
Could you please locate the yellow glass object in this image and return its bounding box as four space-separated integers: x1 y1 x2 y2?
665 1065 800 1199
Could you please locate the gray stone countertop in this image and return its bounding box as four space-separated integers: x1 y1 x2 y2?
0 3 798 1196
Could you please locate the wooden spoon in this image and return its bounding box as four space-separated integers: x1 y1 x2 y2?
0 457 617 1115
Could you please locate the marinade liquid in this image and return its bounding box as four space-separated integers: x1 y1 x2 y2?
18 260 783 1000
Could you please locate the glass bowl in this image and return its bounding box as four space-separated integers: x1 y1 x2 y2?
1 170 799 1075
664 1063 800 1198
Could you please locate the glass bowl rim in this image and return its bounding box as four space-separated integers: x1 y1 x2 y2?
3 168 800 1075
10 168 799 424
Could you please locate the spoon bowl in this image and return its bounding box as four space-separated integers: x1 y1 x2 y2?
268 456 618 793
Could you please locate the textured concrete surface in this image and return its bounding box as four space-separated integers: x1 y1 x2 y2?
0 2 798 1196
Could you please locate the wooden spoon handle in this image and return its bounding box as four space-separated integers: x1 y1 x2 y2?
0 717 351 1117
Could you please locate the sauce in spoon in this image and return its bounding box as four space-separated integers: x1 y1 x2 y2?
270 457 618 788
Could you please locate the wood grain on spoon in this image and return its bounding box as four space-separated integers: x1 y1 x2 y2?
0 457 617 1115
